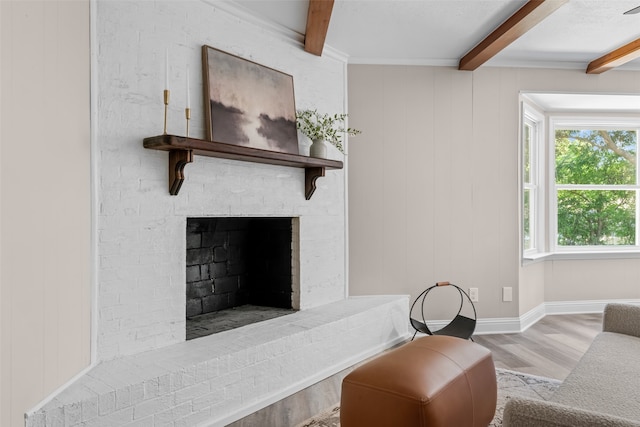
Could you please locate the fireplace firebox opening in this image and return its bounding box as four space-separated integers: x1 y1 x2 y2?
186 217 298 339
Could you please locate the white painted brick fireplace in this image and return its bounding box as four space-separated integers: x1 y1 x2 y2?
96 0 353 362
25 1 408 426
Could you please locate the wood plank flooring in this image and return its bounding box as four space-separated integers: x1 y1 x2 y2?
474 312 603 380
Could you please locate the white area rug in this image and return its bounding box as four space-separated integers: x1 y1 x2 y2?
295 368 561 427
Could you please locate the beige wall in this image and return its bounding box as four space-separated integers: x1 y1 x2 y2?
544 259 640 303
519 261 545 314
1 1 91 425
348 64 640 319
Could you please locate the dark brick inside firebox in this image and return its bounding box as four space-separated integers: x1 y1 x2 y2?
185 217 293 318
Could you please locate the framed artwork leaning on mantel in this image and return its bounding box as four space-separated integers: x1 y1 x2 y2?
202 45 299 155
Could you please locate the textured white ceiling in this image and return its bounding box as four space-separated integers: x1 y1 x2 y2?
232 0 640 70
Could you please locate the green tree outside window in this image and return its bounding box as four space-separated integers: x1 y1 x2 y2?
555 129 637 246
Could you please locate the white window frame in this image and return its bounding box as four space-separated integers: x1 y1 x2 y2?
521 102 545 258
549 116 640 254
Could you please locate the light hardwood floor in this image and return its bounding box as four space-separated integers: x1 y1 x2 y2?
474 312 603 380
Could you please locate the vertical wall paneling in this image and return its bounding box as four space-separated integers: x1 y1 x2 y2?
348 65 640 319
496 68 520 307
432 68 455 279
0 1 91 425
346 66 387 290
381 66 409 290
403 66 436 294
448 70 474 288
0 4 6 425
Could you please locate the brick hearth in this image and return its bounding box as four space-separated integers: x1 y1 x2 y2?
26 296 408 427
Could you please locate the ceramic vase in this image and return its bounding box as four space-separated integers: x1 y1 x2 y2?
309 138 328 158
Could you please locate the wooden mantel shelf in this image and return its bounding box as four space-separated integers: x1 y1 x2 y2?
143 134 344 199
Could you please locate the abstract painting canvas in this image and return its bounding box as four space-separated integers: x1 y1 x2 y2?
202 45 299 155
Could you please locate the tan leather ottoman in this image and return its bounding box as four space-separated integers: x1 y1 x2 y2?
340 335 497 427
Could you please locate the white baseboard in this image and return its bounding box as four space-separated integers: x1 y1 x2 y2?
544 299 640 315
419 299 640 336
472 303 547 335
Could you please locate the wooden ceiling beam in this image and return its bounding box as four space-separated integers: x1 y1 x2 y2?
459 0 568 71
586 38 640 74
304 0 335 56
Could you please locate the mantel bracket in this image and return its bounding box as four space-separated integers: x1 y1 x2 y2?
305 167 325 200
169 150 194 195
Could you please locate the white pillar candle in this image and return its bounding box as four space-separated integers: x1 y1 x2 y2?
186 64 190 108
165 48 169 90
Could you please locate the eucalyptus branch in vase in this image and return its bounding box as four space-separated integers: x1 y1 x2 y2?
295 109 361 157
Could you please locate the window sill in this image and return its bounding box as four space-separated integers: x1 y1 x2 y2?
522 252 552 265
523 250 640 265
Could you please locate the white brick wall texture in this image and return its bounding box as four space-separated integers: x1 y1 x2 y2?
26 296 409 427
96 0 348 361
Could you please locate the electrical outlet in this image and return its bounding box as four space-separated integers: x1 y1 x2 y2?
503 287 513 302
469 288 479 302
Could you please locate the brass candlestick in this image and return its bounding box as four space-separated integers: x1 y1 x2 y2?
163 89 170 134
185 107 191 137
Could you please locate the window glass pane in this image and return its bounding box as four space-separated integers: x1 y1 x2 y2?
524 124 531 183
557 189 636 246
523 189 531 250
555 130 637 185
